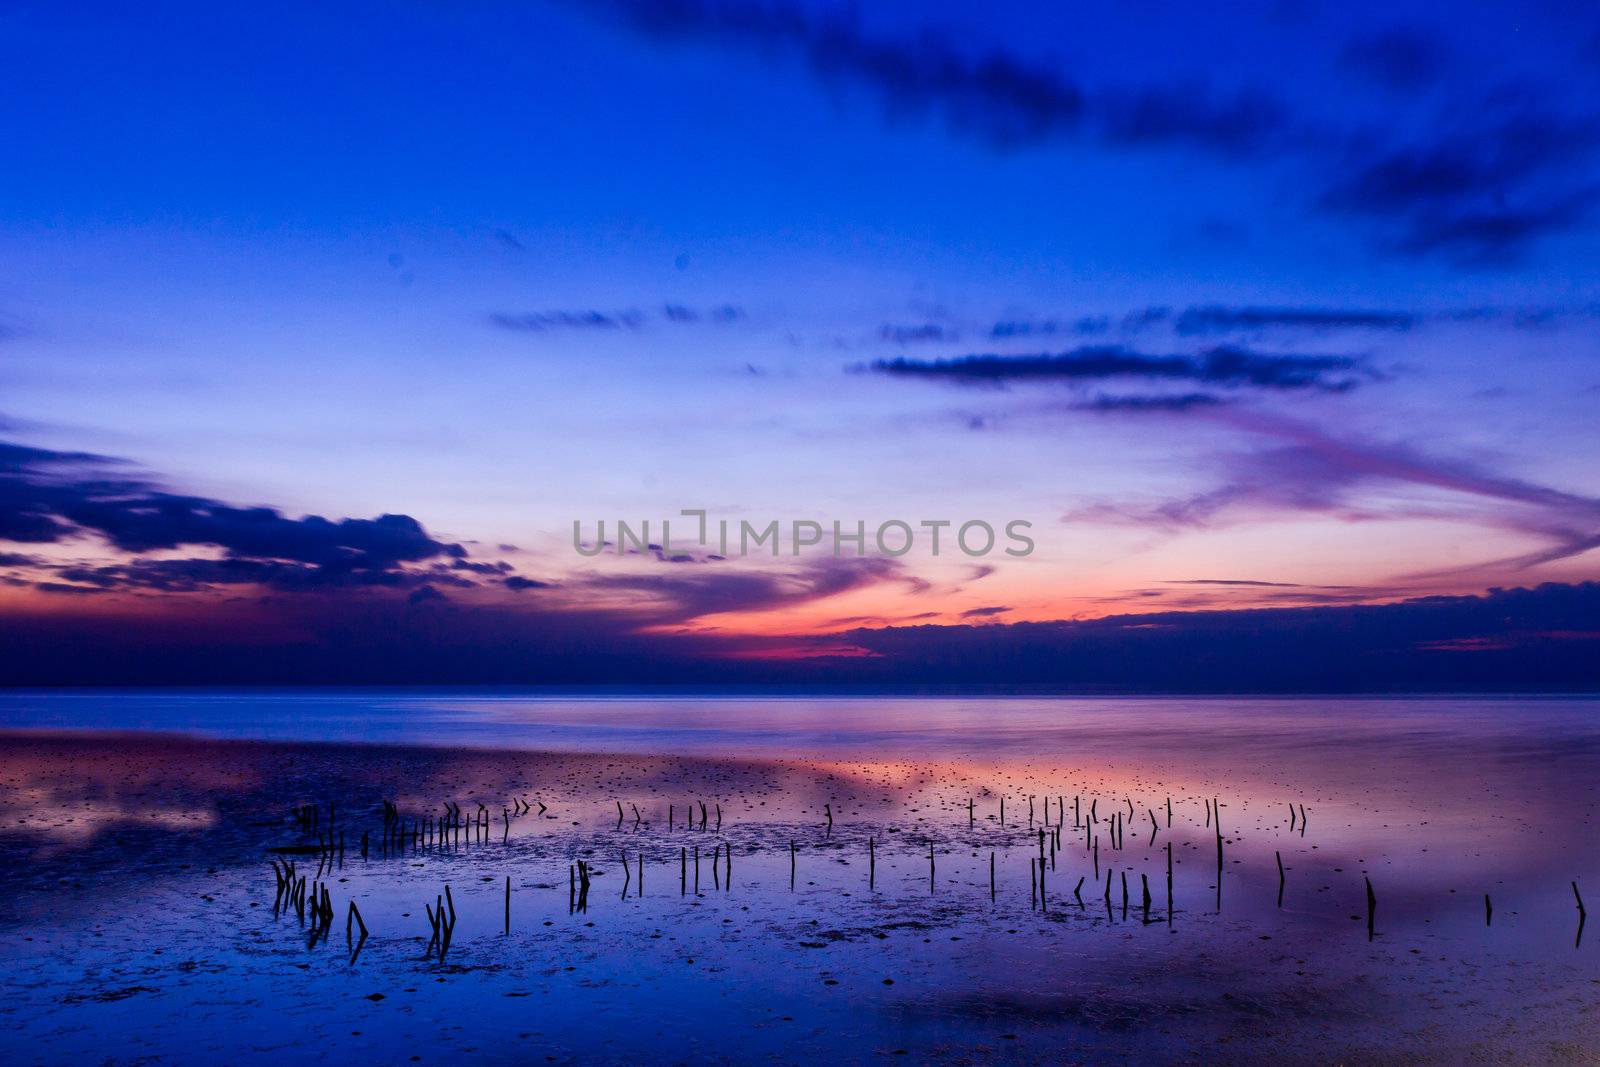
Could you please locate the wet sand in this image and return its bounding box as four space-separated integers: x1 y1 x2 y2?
1 702 1598 1064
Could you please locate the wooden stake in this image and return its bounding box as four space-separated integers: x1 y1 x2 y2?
1166 841 1173 926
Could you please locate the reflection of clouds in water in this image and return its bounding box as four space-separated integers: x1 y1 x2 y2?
0 783 216 849
1 704 1596 926
0 734 249 853
0 716 1595 1064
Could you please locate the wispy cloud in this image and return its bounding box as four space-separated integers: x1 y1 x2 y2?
1098 83 1285 157
878 323 957 345
1166 578 1345 589
489 304 744 333
1067 414 1600 570
981 303 1599 343
1170 306 1416 336
869 345 1371 393
1077 392 1224 413
1339 27 1446 93
584 1 1600 262
589 0 1087 147
1320 102 1600 263
578 556 909 625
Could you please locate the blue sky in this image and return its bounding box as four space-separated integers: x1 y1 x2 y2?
2 1 1599 685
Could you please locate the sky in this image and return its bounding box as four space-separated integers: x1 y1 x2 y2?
2 0 1600 687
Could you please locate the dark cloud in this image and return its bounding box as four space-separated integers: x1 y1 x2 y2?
1078 393 1224 413
1391 194 1594 262
593 0 1085 148
490 310 646 331
32 581 97 596
1327 118 1593 210
645 542 728 564
0 440 133 544
1172 306 1415 335
66 498 458 571
985 307 1258 340
870 345 1369 392
959 605 1009 618
987 303 1597 343
664 303 743 323
0 440 115 470
586 2 1597 262
1340 28 1445 92
42 492 464 585
879 323 955 344
593 1 1308 159
0 436 486 593
1443 304 1600 329
33 555 472 595
504 575 552 591
989 316 1117 340
1322 106 1600 262
48 558 355 594
451 558 514 576
489 304 743 333
1098 83 1285 157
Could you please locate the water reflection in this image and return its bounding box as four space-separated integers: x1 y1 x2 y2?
0 696 1596 1063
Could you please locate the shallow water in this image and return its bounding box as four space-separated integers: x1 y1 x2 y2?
1 693 1597 1064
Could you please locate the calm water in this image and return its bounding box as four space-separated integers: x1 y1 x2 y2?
7 688 1600 756
1 692 1597 1064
